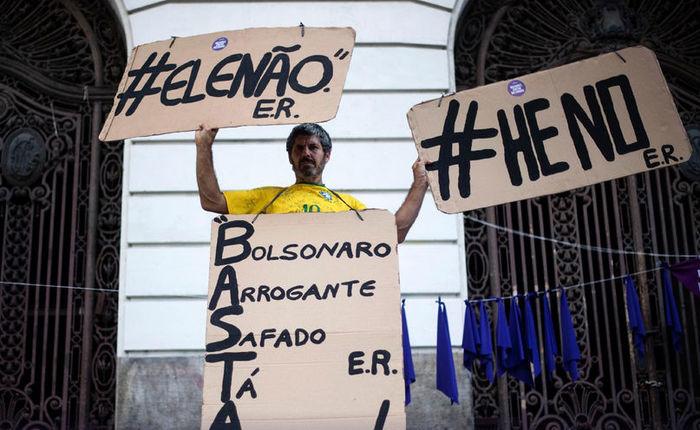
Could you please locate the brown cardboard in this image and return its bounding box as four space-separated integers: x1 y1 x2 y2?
99 27 355 141
407 46 692 213
201 210 405 429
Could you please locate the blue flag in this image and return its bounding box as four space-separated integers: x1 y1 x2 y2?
560 292 581 381
662 264 683 352
496 299 512 377
624 275 646 362
401 300 416 405
478 301 494 382
436 299 459 404
505 298 532 385
524 294 542 378
462 300 480 370
541 293 558 377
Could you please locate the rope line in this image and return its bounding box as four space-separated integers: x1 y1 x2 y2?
465 215 699 259
469 266 661 303
0 280 118 293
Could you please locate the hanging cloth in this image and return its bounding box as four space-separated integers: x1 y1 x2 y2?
478 301 495 383
560 292 581 381
524 294 542 378
624 275 646 362
436 299 459 404
662 263 683 352
401 300 416 405
496 299 512 377
669 258 700 298
462 300 480 370
505 298 532 385
541 293 558 377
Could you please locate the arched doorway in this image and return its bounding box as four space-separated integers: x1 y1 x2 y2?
454 0 700 428
0 0 126 428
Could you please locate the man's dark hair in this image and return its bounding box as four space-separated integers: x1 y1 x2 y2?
286 123 332 153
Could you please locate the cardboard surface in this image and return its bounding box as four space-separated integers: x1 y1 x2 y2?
100 27 355 141
407 46 692 213
201 210 405 429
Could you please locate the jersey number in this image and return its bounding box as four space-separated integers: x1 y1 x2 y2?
303 204 321 213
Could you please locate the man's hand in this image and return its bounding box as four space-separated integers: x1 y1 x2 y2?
412 157 428 188
395 157 429 244
195 124 219 148
195 124 227 213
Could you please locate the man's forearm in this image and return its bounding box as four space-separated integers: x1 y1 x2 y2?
395 180 428 244
196 143 227 213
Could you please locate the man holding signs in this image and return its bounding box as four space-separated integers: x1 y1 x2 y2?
195 122 429 243
101 25 424 428
180 26 423 427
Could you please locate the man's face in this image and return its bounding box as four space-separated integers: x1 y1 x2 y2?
288 134 330 181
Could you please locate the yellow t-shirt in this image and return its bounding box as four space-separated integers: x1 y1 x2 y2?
223 183 366 215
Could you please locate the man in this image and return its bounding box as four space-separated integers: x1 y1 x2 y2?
195 122 427 243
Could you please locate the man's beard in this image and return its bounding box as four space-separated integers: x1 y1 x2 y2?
298 159 321 177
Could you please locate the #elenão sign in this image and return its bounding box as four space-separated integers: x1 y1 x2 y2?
100 27 355 141
201 210 405 430
408 46 691 213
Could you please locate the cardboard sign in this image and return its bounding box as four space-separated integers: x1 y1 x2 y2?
407 46 692 213
99 27 355 141
202 210 405 429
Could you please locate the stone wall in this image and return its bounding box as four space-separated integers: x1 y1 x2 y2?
117 351 474 429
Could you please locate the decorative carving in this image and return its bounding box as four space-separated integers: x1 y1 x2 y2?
679 126 700 181
1 128 47 186
457 0 700 428
0 0 125 428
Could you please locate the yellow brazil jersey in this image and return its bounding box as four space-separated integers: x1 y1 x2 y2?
223 183 366 215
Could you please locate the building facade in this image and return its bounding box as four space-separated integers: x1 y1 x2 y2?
1 0 698 429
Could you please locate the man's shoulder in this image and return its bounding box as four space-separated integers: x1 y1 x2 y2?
333 191 366 210
226 186 284 194
222 186 286 214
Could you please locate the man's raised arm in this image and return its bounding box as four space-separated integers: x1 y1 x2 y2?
395 158 429 244
195 124 228 213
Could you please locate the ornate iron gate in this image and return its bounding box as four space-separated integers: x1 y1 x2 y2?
0 0 125 428
455 0 700 428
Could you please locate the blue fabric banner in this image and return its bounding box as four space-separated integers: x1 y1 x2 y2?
524 294 542 378
462 300 480 370
662 264 683 352
436 299 459 404
559 292 580 381
401 299 416 405
478 301 494 383
541 294 558 377
624 275 646 362
496 299 512 377
505 298 532 385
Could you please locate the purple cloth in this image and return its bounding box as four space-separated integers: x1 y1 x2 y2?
496 299 512 377
624 275 646 362
506 298 532 385
478 301 494 383
662 264 683 352
401 300 416 405
560 292 581 381
462 301 480 370
436 299 459 404
541 294 558 376
524 294 542 378
670 258 700 298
